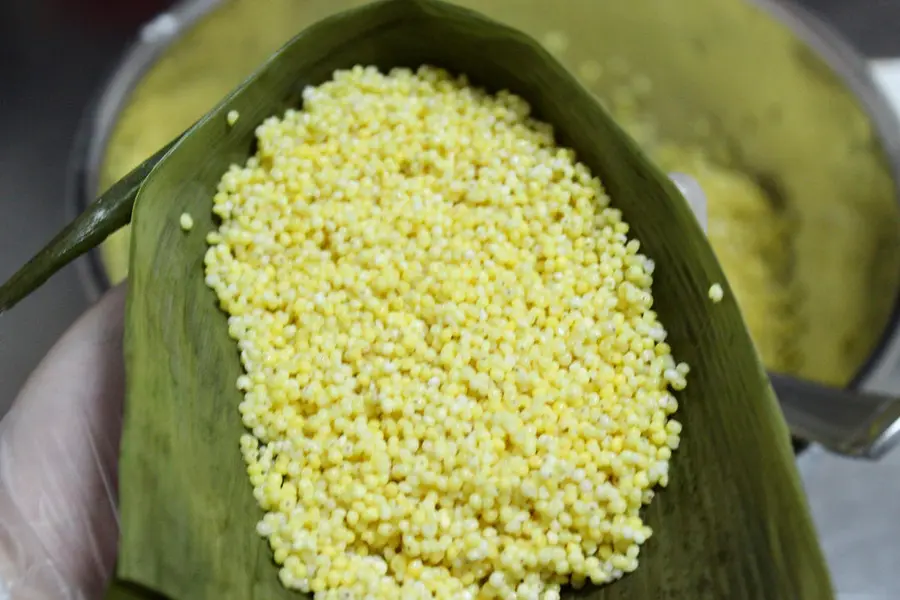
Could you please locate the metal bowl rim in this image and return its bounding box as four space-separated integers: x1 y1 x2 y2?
67 0 222 303
68 0 900 396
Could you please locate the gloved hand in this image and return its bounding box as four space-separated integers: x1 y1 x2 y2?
0 284 125 600
0 175 705 600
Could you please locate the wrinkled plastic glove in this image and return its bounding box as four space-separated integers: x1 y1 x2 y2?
0 175 705 600
0 285 125 600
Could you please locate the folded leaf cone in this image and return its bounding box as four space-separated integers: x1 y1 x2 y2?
6 0 834 598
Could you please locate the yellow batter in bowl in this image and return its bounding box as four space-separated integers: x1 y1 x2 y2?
95 0 900 387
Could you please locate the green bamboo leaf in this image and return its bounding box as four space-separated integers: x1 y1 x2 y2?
115 1 833 598
0 140 177 313
106 579 168 600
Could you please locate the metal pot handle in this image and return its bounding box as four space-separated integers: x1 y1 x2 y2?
770 373 900 459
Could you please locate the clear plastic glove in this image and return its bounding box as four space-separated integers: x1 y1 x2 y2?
0 284 125 600
0 175 705 600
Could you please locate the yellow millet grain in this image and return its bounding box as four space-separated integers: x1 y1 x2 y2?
179 212 194 231
204 65 686 600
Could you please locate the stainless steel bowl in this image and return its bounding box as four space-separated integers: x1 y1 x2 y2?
68 0 900 434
